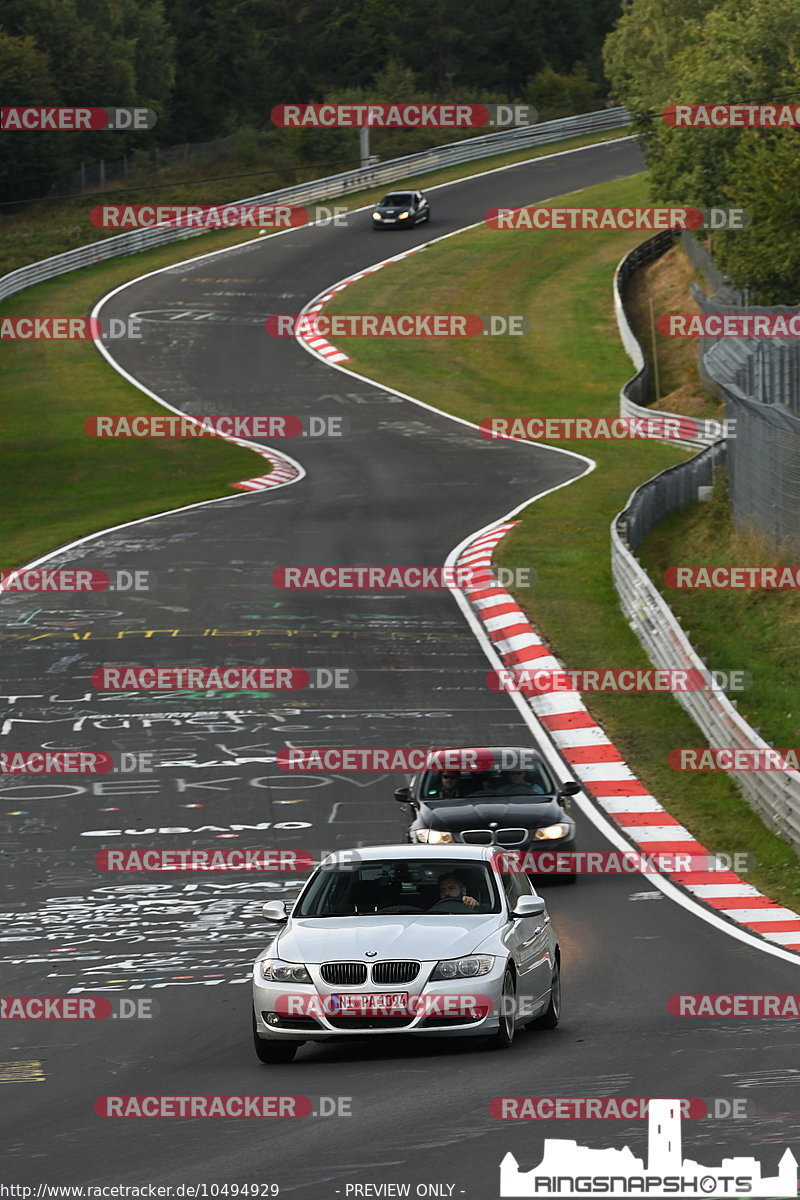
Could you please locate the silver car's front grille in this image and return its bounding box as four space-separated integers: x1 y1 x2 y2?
461 830 493 845
371 961 419 985
320 962 368 986
496 828 528 845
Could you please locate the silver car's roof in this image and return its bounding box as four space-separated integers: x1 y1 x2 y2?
320 844 498 866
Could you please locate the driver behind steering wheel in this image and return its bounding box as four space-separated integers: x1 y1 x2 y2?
435 873 478 909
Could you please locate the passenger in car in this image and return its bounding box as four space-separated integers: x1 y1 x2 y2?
499 769 546 794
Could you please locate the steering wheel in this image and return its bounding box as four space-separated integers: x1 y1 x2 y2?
375 905 424 914
428 898 470 912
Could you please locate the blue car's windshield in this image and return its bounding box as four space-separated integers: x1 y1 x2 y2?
421 764 555 805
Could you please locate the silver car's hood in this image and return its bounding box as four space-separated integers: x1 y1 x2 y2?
274 915 500 963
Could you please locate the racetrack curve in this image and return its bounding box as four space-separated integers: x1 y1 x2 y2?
3 138 799 1193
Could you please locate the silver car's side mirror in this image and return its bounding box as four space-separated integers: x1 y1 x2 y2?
262 900 288 922
512 895 545 918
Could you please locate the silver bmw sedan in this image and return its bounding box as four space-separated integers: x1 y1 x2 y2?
252 844 560 1062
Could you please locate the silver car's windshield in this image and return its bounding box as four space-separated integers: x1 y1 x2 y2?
293 859 501 917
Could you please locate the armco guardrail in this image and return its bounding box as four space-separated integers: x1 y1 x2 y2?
611 241 800 854
614 230 721 451
612 478 800 854
0 107 629 306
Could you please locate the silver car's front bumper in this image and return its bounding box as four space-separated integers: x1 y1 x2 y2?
252 964 507 1041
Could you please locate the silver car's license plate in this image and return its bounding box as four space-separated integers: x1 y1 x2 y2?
330 992 408 1014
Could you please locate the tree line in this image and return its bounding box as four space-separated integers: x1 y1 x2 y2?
0 0 620 203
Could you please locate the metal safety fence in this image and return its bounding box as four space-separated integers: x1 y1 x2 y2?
614 231 721 450
683 235 800 552
612 454 800 854
1 106 630 306
611 240 800 853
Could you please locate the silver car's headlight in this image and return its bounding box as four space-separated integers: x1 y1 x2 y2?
534 823 568 840
430 956 494 980
259 959 311 984
416 829 453 844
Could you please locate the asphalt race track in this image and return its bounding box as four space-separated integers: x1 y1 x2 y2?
3 138 799 1193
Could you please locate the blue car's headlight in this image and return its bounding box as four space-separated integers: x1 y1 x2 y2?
534 823 569 840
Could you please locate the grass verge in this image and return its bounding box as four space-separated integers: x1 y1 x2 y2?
0 126 631 570
321 171 800 909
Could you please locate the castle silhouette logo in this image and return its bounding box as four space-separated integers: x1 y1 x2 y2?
500 1098 797 1197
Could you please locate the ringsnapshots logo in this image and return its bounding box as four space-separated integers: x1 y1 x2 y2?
266 314 529 337
498 1098 797 1197
91 666 355 691
0 567 151 593
84 414 347 439
1 106 157 131
271 103 536 128
487 667 752 695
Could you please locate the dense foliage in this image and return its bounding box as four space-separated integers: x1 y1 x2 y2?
0 0 621 202
604 0 800 302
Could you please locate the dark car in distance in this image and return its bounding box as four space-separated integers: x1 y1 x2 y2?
372 190 430 229
394 747 581 880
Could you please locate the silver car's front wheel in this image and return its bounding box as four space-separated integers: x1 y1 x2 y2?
252 1008 300 1063
531 959 561 1029
488 967 516 1049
